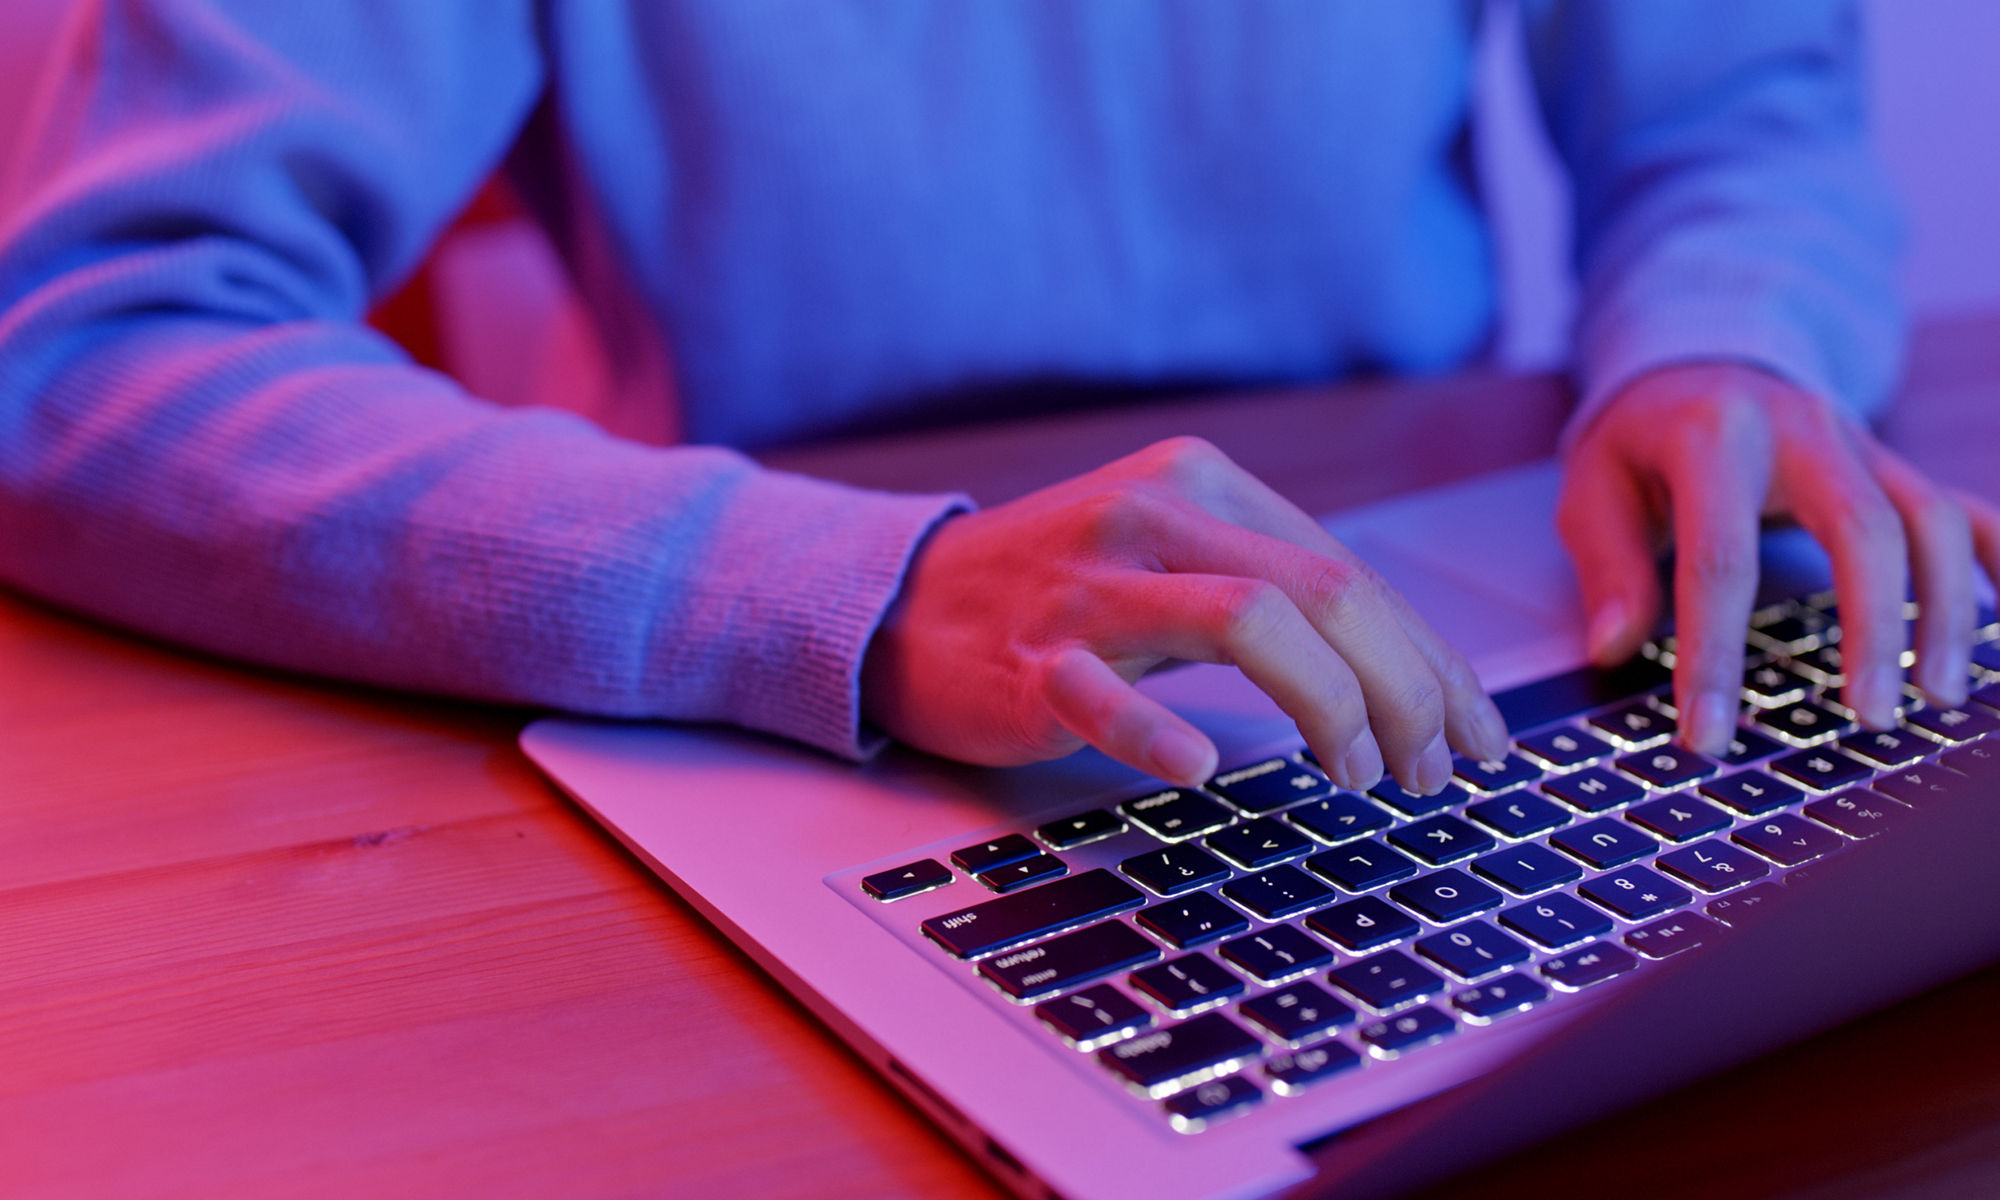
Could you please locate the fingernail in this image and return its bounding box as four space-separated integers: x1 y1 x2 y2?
1685 691 1736 755
1474 702 1510 763
1149 727 1215 786
1587 599 1631 665
1415 732 1452 795
1343 733 1384 792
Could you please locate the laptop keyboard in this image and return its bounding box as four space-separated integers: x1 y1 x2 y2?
840 595 2000 1133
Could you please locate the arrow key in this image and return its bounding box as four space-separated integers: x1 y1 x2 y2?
861 858 954 901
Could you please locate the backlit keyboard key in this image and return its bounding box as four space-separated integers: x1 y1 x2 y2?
952 834 1039 875
979 920 1162 1000
1577 865 1691 921
1626 795 1732 843
1035 983 1153 1047
1122 789 1233 841
1540 940 1639 990
1516 725 1614 769
1305 840 1421 892
1697 770 1802 816
1359 1005 1456 1055
1769 748 1873 792
1973 681 2000 713
1328 949 1444 1010
1839 728 1930 769
1589 700 1674 748
1716 727 1786 766
1908 705 2000 744
1624 912 1716 959
1467 792 1570 839
1504 892 1608 948
1942 741 1999 776
1656 839 1772 893
862 858 954 901
1121 844 1232 896
1162 1075 1262 1131
1389 869 1503 923
1220 865 1336 921
1500 893 1614 949
1264 1041 1363 1094
1453 975 1548 1022
1205 818 1315 870
1472 843 1584 895
1368 778 1471 817
1136 892 1250 949
1130 953 1246 1014
1756 699 1850 745
1286 794 1392 844
923 869 1145 958
1306 896 1420 952
1615 745 1720 790
1098 1012 1262 1094
1386 814 1495 865
1542 767 1645 813
1733 814 1843 866
1207 758 1331 814
1037 808 1126 850
977 854 1068 893
1451 753 1543 794
1237 981 1353 1042
1872 763 1964 807
1742 662 1811 707
1219 925 1334 984
1705 883 1784 926
1804 789 1905 839
1415 920 1530 980
1549 818 1659 869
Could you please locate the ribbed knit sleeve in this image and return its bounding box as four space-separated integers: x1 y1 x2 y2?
1520 0 1906 439
0 0 967 758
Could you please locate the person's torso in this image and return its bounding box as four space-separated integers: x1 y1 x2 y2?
524 0 1494 448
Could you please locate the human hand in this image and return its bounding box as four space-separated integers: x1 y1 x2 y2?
860 437 1510 792
1558 363 2000 755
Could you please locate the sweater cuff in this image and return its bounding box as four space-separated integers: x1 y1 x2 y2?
649 470 972 761
1562 298 1846 452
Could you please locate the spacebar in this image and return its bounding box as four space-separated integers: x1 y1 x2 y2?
922 869 1144 958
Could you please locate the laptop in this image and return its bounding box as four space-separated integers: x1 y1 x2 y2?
520 459 2000 1200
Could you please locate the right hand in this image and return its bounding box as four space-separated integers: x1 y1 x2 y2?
860 437 1510 793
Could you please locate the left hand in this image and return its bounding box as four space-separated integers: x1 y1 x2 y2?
1557 362 2000 755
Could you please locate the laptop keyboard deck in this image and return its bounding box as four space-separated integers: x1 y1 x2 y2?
834 595 2000 1134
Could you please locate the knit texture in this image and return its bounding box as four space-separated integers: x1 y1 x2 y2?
0 1 1901 757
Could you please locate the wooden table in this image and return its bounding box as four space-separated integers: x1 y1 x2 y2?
4 313 1998 1199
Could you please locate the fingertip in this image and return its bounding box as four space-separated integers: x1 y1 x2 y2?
1147 725 1217 787
1587 598 1635 666
1342 731 1384 793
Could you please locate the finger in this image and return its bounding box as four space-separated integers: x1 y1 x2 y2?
1040 647 1218 787
1955 488 2000 610
1097 572 1383 789
1782 426 1909 728
1120 436 1508 762
1219 468 1509 761
1556 441 1666 668
1871 447 1973 706
1151 518 1451 793
1663 427 1771 756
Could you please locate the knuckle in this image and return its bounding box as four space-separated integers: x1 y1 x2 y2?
1072 484 1170 546
1145 435 1234 491
1212 578 1291 647
1389 677 1447 736
1292 558 1369 626
1828 495 1905 557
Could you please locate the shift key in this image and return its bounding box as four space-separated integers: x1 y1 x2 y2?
923 869 1144 958
978 921 1161 1000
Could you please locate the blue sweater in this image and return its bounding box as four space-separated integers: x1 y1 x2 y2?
0 0 1901 756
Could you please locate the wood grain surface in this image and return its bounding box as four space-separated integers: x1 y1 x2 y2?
3 312 1997 1199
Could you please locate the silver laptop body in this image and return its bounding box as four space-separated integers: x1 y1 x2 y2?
522 461 2000 1199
